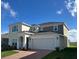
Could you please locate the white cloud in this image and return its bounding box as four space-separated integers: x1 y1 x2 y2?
67 29 77 42
65 0 77 17
1 1 10 10
1 1 16 17
10 9 16 17
56 9 63 15
1 31 8 34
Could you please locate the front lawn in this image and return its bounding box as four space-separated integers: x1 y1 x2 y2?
1 50 17 57
42 47 77 59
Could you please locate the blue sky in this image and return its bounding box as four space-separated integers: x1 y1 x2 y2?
1 0 77 42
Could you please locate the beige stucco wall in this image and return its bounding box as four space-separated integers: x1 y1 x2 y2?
21 25 30 31
9 23 30 33
63 25 68 36
8 32 23 47
30 32 61 50
9 23 22 33
9 25 12 33
59 36 67 49
9 32 30 49
60 25 68 49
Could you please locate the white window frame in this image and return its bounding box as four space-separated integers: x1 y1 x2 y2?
12 39 17 45
12 25 18 32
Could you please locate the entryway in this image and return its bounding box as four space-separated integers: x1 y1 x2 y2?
19 36 23 49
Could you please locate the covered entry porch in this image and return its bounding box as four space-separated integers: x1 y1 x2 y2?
18 36 31 50
8 32 33 50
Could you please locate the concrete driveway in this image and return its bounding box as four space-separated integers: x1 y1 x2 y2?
2 50 52 59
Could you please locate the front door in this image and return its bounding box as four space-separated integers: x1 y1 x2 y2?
26 37 29 50
19 36 23 49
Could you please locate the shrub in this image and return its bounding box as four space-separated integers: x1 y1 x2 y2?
1 45 14 51
55 47 60 52
56 57 61 59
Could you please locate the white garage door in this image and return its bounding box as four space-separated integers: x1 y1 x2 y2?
29 38 59 50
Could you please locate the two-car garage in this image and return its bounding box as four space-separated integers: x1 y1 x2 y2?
29 32 64 50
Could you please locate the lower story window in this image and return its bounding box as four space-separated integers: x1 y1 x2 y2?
12 39 17 46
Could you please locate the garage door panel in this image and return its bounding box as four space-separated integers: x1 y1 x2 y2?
30 38 58 50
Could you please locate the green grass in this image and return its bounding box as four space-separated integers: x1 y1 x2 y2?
70 42 77 47
42 47 77 59
1 50 17 57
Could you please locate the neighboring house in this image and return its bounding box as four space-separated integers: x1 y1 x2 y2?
1 22 69 50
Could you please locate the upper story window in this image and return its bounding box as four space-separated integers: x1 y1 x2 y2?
39 28 43 31
12 25 18 32
53 26 58 31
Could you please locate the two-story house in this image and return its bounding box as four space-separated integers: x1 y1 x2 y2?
1 22 69 50
2 22 33 50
